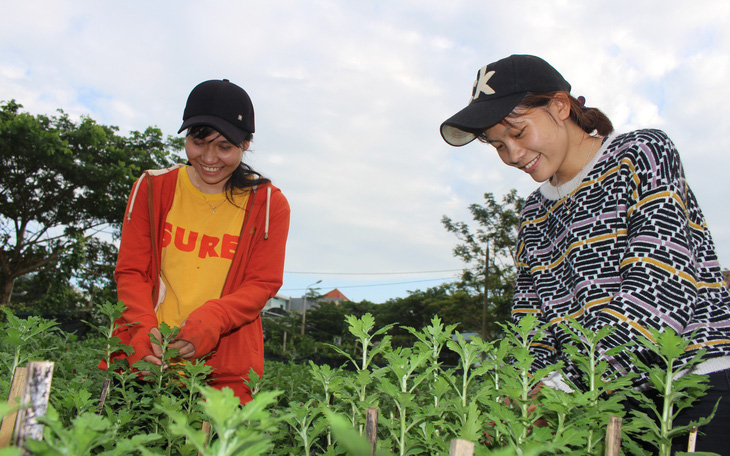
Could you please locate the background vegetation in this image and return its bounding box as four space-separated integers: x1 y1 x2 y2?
0 100 182 316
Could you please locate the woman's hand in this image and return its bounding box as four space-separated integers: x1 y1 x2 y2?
138 327 164 376
149 327 164 358
169 339 196 359
137 329 196 377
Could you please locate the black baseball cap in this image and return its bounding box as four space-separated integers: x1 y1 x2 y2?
178 79 255 145
440 55 571 146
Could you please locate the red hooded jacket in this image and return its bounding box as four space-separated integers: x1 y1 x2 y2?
110 164 290 402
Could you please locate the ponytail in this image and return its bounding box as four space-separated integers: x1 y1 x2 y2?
567 95 613 136
510 92 614 136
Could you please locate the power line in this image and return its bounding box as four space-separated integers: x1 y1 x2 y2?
284 269 463 276
280 277 459 292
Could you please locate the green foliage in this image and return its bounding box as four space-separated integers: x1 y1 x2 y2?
442 190 523 288
0 305 721 455
163 387 282 456
262 285 487 367
25 405 162 456
624 328 718 456
0 100 183 306
442 190 525 339
0 307 61 379
378 285 482 347
553 319 635 454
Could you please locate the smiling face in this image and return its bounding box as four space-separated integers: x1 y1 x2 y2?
483 96 573 184
185 131 248 193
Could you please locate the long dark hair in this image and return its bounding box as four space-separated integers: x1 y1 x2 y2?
478 92 613 142
187 125 271 204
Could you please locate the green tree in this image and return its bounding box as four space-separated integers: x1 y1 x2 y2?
0 100 183 305
442 189 524 340
305 301 348 343
263 298 381 364
262 309 307 359
374 284 470 344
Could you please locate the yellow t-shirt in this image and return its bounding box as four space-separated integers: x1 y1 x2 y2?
156 167 249 328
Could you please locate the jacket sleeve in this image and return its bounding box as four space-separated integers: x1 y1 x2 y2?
114 175 159 365
177 188 291 357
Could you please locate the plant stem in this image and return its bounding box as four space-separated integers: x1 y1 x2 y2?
660 360 675 456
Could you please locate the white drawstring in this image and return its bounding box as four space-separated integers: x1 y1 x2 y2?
264 186 271 239
126 174 146 221
125 164 185 221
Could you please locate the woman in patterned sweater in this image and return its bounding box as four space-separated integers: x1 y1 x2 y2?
440 54 730 452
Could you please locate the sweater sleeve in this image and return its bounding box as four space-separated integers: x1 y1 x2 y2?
176 188 291 357
512 234 559 368
580 130 704 381
114 175 159 365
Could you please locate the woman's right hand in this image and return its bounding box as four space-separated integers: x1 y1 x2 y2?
138 327 164 376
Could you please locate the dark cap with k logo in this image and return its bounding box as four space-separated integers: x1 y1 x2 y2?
440 54 571 146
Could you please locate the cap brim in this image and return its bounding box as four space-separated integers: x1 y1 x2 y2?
178 115 249 145
440 92 526 146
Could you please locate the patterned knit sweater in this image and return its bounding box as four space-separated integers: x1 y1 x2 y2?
513 129 730 390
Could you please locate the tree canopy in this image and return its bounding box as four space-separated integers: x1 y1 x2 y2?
0 100 183 305
442 190 523 339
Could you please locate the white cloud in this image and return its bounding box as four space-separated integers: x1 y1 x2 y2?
2 0 730 301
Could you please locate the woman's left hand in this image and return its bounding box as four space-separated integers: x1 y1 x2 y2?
169 339 196 359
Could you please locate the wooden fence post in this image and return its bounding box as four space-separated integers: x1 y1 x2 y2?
197 421 211 456
97 378 111 414
11 361 55 454
449 438 474 456
366 407 378 456
604 415 622 456
687 426 698 453
0 366 28 448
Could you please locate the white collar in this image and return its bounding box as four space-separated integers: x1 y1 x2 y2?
539 134 614 201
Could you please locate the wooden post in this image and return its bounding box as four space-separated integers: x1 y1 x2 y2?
604 415 622 456
12 361 55 453
449 439 474 456
197 421 211 456
687 426 698 453
97 378 111 414
366 407 378 456
0 367 28 448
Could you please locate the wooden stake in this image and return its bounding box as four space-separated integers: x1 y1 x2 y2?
366 407 378 456
0 367 28 448
449 438 474 456
687 426 698 453
197 421 211 456
604 415 622 456
97 378 111 415
12 361 55 453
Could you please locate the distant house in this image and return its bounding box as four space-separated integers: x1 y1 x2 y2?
321 288 349 304
285 288 350 314
263 294 290 315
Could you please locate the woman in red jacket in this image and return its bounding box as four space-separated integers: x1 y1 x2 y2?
111 79 290 403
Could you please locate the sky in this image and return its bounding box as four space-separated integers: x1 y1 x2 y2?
2 0 729 303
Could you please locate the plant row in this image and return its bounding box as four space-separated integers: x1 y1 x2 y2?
0 303 717 455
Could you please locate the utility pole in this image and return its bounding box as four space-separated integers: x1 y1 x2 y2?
282 297 291 354
301 279 322 336
482 239 489 341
